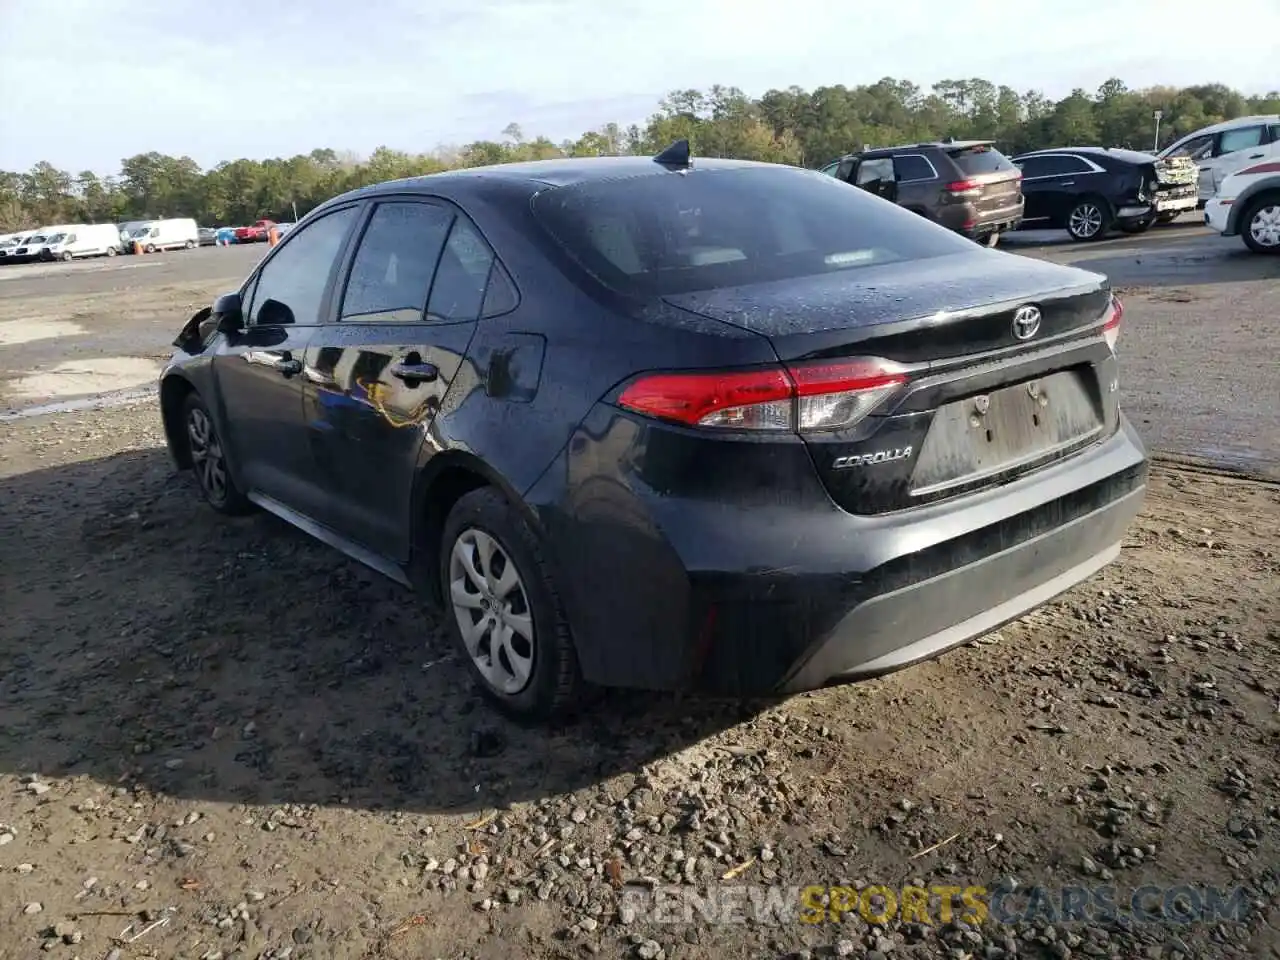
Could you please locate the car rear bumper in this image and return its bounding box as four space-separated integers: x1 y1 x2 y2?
532 407 1148 696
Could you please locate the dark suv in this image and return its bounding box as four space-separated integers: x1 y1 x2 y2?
821 140 1024 245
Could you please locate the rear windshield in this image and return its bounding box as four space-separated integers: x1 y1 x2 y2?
529 165 975 297
947 145 1017 175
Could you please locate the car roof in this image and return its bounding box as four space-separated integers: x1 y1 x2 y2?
1015 146 1157 165
1175 114 1279 138
342 155 774 201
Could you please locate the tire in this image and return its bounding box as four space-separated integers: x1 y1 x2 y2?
1066 198 1112 242
106 246 117 256
1240 193 1280 254
1118 219 1153 235
145 243 156 254
181 392 251 515
440 487 582 722
184 239 196 249
61 251 74 262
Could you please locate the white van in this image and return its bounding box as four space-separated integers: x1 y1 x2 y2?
1159 115 1280 203
38 223 123 261
126 217 199 253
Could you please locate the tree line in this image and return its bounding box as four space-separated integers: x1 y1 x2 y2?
3 77 1276 232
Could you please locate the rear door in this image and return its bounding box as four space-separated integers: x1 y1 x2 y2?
301 197 497 559
212 203 362 514
891 153 940 216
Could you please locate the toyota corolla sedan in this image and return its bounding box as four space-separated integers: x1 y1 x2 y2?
159 142 1148 721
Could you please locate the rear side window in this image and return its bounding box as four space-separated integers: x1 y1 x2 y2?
947 145 1016 175
427 219 495 322
341 201 453 322
529 165 976 298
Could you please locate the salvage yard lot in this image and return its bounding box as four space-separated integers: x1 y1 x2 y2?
0 221 1278 959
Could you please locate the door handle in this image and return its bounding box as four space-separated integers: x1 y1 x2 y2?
1247 153 1264 159
244 350 301 376
389 359 439 384
1058 180 1075 186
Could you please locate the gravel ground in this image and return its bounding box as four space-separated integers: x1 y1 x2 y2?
0 221 1278 959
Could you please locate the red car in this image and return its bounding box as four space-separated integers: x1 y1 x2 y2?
234 219 277 243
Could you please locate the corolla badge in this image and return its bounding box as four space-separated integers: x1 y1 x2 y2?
1012 304 1042 341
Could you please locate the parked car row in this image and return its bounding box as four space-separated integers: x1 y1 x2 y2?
0 215 297 265
820 114 1278 245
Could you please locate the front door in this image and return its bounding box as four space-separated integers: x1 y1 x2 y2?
302 198 499 559
853 156 898 203
213 203 361 513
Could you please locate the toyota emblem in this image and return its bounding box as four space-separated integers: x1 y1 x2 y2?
1012 305 1042 341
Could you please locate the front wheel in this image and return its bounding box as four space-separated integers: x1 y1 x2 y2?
145 243 157 254
106 246 118 256
182 393 251 515
440 488 583 721
61 250 74 261
1066 199 1111 242
184 239 196 249
1241 194 1280 254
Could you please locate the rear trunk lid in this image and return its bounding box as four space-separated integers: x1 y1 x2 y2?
665 251 1118 513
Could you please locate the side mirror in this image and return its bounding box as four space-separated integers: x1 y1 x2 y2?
212 292 244 334
256 298 295 326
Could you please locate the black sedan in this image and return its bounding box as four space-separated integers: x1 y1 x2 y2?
159 142 1149 720
1011 146 1200 241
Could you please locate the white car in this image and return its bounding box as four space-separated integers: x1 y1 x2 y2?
1159 115 1280 204
38 223 123 261
1204 159 1280 253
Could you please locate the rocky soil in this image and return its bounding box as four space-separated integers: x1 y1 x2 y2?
1 402 1277 959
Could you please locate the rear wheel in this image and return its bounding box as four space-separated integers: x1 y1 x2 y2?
440 488 582 721
182 393 251 515
1066 198 1111 242
106 246 117 256
184 239 196 249
1241 194 1280 254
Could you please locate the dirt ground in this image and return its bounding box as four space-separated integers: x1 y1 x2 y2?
1 225 1278 959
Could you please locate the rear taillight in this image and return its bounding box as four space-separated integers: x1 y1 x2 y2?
944 179 982 198
617 358 908 433
1102 294 1123 351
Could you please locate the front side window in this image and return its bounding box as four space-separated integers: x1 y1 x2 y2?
247 206 358 326
1217 126 1265 155
341 201 453 322
855 157 894 185
530 165 977 298
1167 134 1213 160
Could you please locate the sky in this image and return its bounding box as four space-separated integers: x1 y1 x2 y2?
2 0 1278 175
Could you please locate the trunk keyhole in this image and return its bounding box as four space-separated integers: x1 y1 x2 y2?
1032 413 1040 427
985 429 994 443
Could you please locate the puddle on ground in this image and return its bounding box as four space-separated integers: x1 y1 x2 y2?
4 356 163 402
0 386 157 423
0 317 87 346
